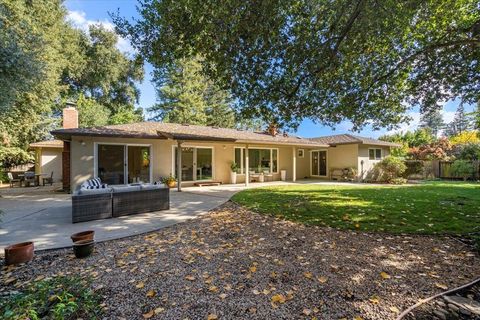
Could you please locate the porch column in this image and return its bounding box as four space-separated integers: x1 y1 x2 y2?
177 141 182 192
245 144 249 186
292 146 297 182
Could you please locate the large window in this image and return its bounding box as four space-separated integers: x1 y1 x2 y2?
96 144 151 185
369 148 382 160
234 147 278 174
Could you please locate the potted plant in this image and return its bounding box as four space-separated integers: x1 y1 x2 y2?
71 230 95 243
162 174 177 188
230 162 238 184
73 239 94 258
5 241 34 265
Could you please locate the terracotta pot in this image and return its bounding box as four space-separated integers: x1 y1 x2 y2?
73 239 94 258
5 242 34 265
71 230 95 243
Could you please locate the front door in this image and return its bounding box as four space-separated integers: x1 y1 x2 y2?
311 150 327 176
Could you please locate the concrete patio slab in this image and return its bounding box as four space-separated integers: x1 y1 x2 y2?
0 180 387 252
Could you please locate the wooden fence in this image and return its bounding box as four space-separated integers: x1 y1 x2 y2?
405 160 480 180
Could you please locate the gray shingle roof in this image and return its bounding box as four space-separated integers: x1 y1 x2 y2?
309 134 401 147
52 122 329 147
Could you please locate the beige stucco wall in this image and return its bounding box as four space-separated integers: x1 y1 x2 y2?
358 144 391 180
35 148 62 182
327 144 359 177
69 136 316 190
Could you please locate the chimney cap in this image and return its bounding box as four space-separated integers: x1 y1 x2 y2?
65 101 77 108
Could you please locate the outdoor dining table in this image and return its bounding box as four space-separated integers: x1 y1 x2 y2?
17 173 47 186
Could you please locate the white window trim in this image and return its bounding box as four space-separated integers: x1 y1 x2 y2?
310 149 328 177
234 147 279 175
368 148 383 161
171 145 215 182
94 142 153 185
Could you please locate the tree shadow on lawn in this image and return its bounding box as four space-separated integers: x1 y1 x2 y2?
233 184 480 235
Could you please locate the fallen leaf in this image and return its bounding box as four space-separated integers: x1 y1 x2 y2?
369 295 380 304
435 283 448 290
146 290 156 298
271 294 286 304
380 272 391 280
209 286 219 293
317 276 328 284
389 306 400 313
219 293 227 300
249 266 257 273
136 282 145 289
303 308 312 316
143 310 154 319
207 314 218 320
303 272 313 279
154 307 165 314
252 289 260 295
185 275 196 281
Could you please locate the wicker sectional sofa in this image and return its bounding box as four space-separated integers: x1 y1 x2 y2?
72 183 170 223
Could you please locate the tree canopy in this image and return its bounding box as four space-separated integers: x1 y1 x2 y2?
0 0 145 166
149 56 238 129
114 0 480 130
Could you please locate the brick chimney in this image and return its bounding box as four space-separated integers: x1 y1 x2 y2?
63 102 78 129
62 102 77 193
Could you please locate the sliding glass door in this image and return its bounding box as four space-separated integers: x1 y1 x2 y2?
174 147 213 181
96 144 151 185
311 150 327 176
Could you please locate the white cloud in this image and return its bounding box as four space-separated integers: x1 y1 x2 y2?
66 10 135 55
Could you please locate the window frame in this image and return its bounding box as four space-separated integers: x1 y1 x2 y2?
234 147 279 174
368 148 383 160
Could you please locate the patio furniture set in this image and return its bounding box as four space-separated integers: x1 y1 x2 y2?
72 178 170 223
7 171 53 187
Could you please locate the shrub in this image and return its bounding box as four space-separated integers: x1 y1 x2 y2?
374 156 407 183
0 146 33 169
0 276 102 319
454 143 480 161
450 160 474 181
390 177 408 185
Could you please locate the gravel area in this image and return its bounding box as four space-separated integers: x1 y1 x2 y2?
1 202 479 319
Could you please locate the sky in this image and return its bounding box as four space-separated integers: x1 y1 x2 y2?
65 0 474 138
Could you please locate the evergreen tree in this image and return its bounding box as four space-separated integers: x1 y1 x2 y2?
450 103 471 134
419 109 445 137
149 56 235 127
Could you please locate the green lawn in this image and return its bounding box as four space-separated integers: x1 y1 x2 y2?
232 181 480 235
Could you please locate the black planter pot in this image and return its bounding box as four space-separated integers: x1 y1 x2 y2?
73 239 94 258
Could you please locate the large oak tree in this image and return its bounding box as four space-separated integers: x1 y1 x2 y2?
114 0 480 130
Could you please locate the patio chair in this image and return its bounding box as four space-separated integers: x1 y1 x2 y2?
23 171 36 187
43 171 54 186
263 170 273 182
7 172 21 188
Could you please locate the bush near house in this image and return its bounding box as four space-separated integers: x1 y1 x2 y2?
451 160 475 181
373 156 407 183
0 146 33 169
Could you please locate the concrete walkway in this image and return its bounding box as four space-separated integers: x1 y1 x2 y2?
0 180 383 252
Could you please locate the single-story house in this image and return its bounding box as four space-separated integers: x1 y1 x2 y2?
51 112 400 192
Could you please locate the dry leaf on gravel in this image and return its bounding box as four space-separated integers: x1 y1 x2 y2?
271 294 286 304
185 275 195 281
143 310 154 319
389 306 400 313
380 272 391 279
303 272 313 279
146 289 156 297
207 314 218 320
435 283 448 290
317 276 328 283
136 281 145 289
